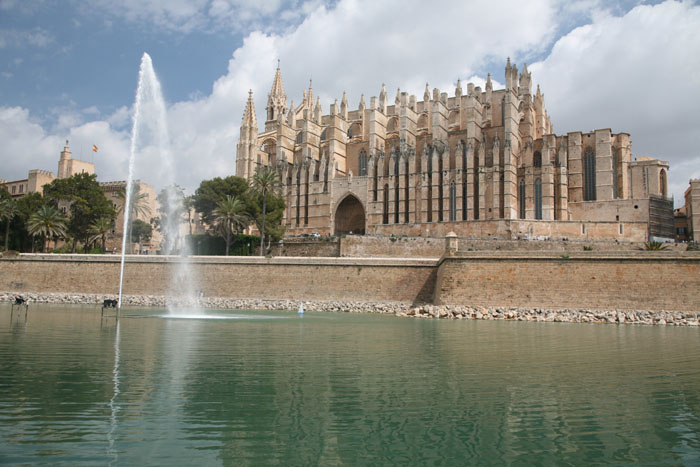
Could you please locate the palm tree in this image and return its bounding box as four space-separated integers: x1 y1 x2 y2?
250 167 281 256
27 206 67 252
213 195 250 256
88 217 113 252
115 184 151 247
0 198 20 251
116 184 152 221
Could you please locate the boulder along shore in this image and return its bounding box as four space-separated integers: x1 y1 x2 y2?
1 291 698 326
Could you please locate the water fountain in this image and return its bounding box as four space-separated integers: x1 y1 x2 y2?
117 53 199 315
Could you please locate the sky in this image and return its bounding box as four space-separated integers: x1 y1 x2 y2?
0 0 698 206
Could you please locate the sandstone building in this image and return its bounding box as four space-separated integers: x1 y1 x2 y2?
236 61 674 241
1 141 161 252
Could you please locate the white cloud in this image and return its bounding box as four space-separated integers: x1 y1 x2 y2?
530 0 700 205
81 0 328 34
2 0 698 209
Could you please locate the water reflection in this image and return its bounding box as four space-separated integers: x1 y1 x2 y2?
107 319 120 466
0 305 699 465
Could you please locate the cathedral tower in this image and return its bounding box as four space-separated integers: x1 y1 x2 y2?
236 90 259 179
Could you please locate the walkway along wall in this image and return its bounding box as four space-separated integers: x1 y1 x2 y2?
434 252 700 312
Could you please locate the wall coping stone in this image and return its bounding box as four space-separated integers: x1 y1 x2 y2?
442 251 700 262
2 253 440 267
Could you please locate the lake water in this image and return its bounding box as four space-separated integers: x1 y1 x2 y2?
1 304 699 465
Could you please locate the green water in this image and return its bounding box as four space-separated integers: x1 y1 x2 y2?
1 304 699 466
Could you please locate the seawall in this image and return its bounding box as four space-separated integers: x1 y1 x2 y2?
435 251 700 312
0 254 438 304
1 251 699 314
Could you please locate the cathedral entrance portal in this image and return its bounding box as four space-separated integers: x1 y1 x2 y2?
334 195 365 235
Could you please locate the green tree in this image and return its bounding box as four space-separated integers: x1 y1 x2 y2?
43 173 115 252
27 205 67 252
12 193 48 252
250 167 283 256
192 176 250 226
213 195 250 255
131 219 152 244
88 217 113 251
0 198 20 251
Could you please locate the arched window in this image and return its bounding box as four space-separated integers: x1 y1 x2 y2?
660 169 667 197
320 128 327 141
519 179 526 219
583 147 596 201
359 150 368 176
347 127 352 139
535 178 542 220
612 148 619 199
296 132 303 145
449 182 457 221
533 151 542 168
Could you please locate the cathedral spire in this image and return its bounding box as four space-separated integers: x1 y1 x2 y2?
379 83 387 112
266 63 287 124
242 89 257 129
340 91 348 119
424 83 430 102
307 78 314 110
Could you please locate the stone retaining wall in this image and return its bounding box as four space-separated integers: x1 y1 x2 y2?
434 251 700 312
2 251 699 316
0 254 437 304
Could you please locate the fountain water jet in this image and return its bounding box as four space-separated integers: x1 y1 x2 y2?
117 53 199 314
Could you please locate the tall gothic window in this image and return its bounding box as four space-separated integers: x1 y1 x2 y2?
449 182 457 221
612 148 619 199
583 147 596 201
533 151 542 168
359 150 367 176
383 184 389 224
519 179 526 219
535 178 542 220
296 132 303 145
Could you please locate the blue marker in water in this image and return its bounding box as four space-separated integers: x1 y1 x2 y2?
298 303 304 315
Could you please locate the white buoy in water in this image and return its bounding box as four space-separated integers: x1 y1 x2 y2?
298 303 304 315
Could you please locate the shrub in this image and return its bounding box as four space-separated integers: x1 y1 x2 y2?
641 240 668 251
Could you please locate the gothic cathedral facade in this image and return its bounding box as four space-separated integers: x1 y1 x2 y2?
236 60 673 241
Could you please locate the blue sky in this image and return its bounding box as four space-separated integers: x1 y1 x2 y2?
1 0 698 206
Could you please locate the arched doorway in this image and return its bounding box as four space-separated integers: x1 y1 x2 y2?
335 195 365 235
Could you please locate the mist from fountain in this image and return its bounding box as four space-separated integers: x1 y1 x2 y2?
117 53 200 314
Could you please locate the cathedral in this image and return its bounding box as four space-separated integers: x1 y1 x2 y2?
235 60 673 241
